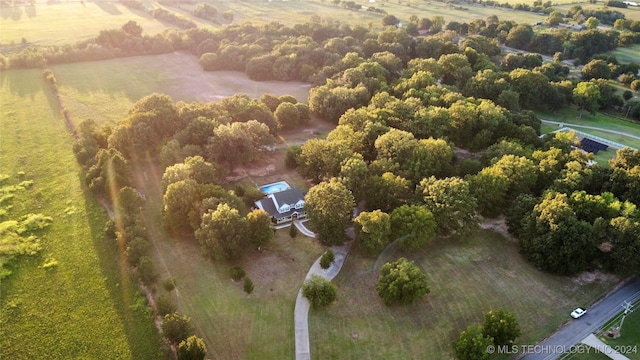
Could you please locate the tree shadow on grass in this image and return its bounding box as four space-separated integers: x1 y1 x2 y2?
10 6 23 21
78 172 168 359
89 0 122 15
25 5 36 18
1 69 46 101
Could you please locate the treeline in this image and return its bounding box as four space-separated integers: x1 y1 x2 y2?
0 20 183 70
120 0 196 29
3 6 640 80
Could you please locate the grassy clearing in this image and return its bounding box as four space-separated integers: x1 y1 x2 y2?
0 1 172 46
0 69 164 359
537 109 640 149
309 230 617 360
609 45 640 64
51 52 312 126
129 159 326 359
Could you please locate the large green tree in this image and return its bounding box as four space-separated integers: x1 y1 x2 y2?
390 205 437 250
354 210 392 256
376 258 430 306
420 176 479 236
454 324 493 360
519 192 596 274
573 81 601 119
196 203 248 260
304 178 355 245
246 209 273 248
163 179 199 235
482 309 521 346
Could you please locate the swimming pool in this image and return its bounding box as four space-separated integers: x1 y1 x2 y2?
259 181 291 195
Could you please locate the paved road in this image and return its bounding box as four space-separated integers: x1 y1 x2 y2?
519 278 640 360
541 119 640 141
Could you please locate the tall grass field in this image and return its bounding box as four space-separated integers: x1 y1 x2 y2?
0 69 164 359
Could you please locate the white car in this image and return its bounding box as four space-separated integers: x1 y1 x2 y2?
571 308 587 319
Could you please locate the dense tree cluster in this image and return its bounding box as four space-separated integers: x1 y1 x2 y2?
292 19 640 276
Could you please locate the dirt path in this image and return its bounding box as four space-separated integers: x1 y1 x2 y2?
479 216 516 242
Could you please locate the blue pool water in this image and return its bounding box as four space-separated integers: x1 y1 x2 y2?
259 181 291 195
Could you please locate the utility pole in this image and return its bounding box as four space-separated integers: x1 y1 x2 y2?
617 301 635 333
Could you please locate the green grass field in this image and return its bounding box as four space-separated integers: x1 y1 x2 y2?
0 69 164 359
308 230 617 360
0 1 174 45
537 109 640 149
128 160 326 359
609 45 640 64
51 52 312 126
597 301 640 360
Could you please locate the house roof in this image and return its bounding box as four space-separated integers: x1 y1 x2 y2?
272 188 305 205
255 188 305 219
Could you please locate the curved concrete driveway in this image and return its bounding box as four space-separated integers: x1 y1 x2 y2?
541 119 640 141
519 278 640 360
294 240 353 360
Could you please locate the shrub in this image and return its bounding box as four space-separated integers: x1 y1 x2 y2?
623 90 633 101
230 265 245 281
162 312 194 344
319 249 335 270
163 277 177 292
177 335 207 360
285 145 301 169
243 277 254 294
302 275 337 309
155 294 177 316
631 79 640 92
137 256 158 285
289 223 298 238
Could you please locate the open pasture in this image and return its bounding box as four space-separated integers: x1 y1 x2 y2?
0 69 164 359
219 0 548 27
309 230 617 359
51 52 312 126
0 0 173 46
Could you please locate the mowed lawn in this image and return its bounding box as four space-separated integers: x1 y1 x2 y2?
609 45 640 64
0 69 164 359
129 160 326 359
537 109 640 149
0 1 172 45
50 52 313 126
309 231 618 359
598 303 640 360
